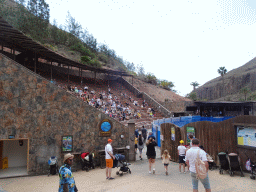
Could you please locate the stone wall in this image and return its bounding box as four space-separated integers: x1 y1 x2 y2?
161 101 194 113
0 53 132 176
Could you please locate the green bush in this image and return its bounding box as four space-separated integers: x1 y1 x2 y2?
98 53 108 64
71 43 96 59
89 58 102 68
81 56 91 63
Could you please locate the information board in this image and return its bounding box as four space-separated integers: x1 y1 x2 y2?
237 126 256 148
187 127 195 143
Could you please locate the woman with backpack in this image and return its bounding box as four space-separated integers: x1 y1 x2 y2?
146 137 157 174
138 134 144 160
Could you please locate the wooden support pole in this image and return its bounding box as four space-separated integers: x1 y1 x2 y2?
34 52 37 73
80 68 83 86
13 47 16 60
94 71 96 86
68 65 70 85
51 61 53 81
108 73 110 87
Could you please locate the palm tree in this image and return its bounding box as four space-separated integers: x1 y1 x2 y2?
217 67 227 98
240 87 251 100
190 81 199 91
217 67 227 77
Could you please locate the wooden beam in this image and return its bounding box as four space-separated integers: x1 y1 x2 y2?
34 52 37 73
51 60 53 81
68 65 70 85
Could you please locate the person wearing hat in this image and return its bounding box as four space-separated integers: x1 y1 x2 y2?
178 140 186 173
105 138 115 180
59 153 78 192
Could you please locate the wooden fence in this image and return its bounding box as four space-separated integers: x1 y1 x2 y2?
161 115 256 170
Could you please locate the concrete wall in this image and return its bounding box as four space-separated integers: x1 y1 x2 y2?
0 53 132 175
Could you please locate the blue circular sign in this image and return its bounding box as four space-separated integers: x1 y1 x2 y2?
101 121 111 132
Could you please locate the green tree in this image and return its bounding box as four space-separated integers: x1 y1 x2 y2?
160 80 175 91
65 11 82 38
186 92 197 101
86 34 98 52
136 64 145 77
217 66 228 97
145 73 157 85
240 87 251 100
27 0 50 40
217 67 227 77
190 81 199 91
126 62 136 72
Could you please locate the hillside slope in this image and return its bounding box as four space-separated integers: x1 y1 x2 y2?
194 57 256 101
124 76 191 103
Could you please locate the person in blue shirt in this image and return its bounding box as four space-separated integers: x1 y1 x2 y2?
147 132 156 140
135 128 139 138
59 153 77 192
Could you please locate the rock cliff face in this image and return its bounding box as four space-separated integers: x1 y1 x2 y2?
0 54 130 175
194 57 256 101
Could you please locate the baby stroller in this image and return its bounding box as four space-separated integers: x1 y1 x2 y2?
81 152 95 172
113 154 131 176
218 152 229 174
227 153 244 177
48 156 58 176
207 154 216 170
245 151 256 180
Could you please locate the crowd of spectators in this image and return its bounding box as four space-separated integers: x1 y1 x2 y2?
53 79 158 122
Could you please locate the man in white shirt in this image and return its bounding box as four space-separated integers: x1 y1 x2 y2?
105 139 115 180
185 138 211 192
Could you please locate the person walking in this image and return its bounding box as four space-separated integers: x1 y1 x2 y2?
147 132 156 140
186 138 211 192
141 126 147 143
134 136 138 154
162 149 171 175
189 134 194 148
138 134 144 160
146 137 157 174
178 140 186 173
58 153 78 192
105 138 115 180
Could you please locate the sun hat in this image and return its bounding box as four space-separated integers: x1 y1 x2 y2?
63 153 74 163
179 140 184 144
108 138 113 142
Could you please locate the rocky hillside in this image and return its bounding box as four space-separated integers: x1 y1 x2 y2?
194 57 256 101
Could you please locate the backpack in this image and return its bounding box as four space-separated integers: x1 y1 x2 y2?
139 138 143 146
195 149 207 180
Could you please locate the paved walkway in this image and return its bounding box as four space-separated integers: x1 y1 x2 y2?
1 143 256 192
1 158 255 192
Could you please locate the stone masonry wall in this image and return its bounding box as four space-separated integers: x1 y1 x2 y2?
0 53 130 175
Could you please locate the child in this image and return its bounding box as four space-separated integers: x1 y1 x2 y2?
162 149 171 175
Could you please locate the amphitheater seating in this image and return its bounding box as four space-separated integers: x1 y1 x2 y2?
44 75 164 129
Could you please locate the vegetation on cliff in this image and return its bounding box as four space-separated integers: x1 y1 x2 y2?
0 0 176 92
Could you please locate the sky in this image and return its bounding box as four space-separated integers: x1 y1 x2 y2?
44 0 256 96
